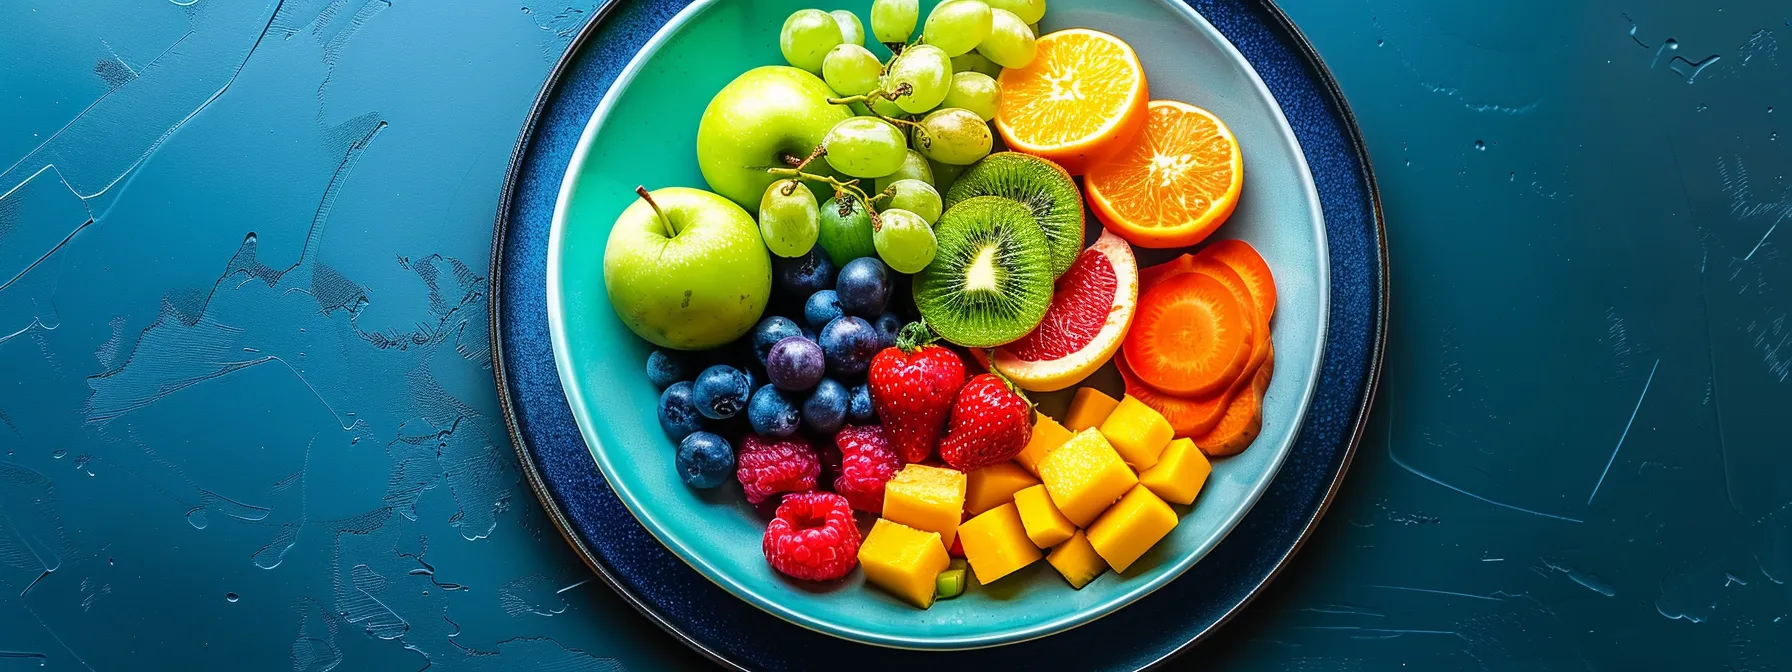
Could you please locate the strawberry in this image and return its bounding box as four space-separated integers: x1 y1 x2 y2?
868 323 966 463
938 373 1033 471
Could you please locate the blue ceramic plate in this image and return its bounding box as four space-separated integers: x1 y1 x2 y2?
494 0 1384 665
544 0 1327 651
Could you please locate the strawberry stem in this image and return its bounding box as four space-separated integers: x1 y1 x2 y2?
982 360 1033 408
894 320 935 354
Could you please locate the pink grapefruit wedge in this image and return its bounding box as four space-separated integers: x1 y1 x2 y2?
978 230 1138 391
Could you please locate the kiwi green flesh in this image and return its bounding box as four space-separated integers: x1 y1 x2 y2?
943 152 1086 278
913 196 1055 348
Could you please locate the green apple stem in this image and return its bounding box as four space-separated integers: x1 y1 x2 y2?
634 185 677 237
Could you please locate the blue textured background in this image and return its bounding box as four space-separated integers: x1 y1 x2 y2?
2 0 1789 669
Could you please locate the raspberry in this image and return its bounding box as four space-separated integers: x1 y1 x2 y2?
762 492 861 581
735 434 820 504
833 425 901 513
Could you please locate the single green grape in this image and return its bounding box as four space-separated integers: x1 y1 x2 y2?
816 195 878 265
872 208 937 273
823 117 908 178
822 44 883 96
880 179 943 224
831 10 865 46
921 0 992 57
984 0 1044 25
929 157 969 193
886 44 952 114
874 149 935 192
950 51 1003 78
870 0 918 44
757 180 821 257
780 9 845 73
942 72 1000 121
914 107 992 165
976 8 1036 68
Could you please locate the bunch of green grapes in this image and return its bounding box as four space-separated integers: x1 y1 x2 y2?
764 0 1043 273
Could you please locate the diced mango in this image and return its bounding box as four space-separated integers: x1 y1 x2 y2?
883 464 968 546
1139 438 1212 505
964 461 1040 515
1047 530 1107 589
859 519 952 609
957 503 1043 584
1100 395 1175 470
1013 484 1076 548
1038 428 1138 527
1064 387 1120 431
1085 484 1179 573
1015 412 1072 476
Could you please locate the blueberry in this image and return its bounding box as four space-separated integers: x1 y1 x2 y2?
848 383 877 424
775 247 837 295
691 365 752 420
836 257 890 316
646 349 691 389
657 381 706 441
804 290 844 329
871 313 905 350
819 316 881 377
676 431 735 489
765 336 825 391
751 316 805 366
747 385 802 437
803 379 849 434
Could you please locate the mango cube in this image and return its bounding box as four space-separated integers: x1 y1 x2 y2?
1085 484 1179 573
965 461 1040 515
1100 395 1175 470
1013 484 1076 548
859 519 951 608
1064 387 1120 431
883 464 967 546
957 503 1043 584
1038 428 1138 527
1016 412 1073 476
1139 438 1212 505
1047 530 1108 589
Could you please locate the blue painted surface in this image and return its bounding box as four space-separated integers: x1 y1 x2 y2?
1 1 1788 671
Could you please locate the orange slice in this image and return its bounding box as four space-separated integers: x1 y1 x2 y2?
1086 100 1244 248
994 29 1149 175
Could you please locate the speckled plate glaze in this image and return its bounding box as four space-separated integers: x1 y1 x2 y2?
492 0 1384 665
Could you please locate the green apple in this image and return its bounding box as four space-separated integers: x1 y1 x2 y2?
603 187 771 350
697 66 853 212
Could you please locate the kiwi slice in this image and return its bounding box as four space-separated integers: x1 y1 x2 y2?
913 196 1054 348
943 152 1085 278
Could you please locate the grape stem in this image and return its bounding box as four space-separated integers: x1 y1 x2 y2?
763 166 885 225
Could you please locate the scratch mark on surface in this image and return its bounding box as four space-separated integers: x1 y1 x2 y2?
1541 558 1617 596
1388 447 1585 523
24 606 93 671
1367 584 1506 602
1292 626 1465 638
556 578 591 594
1302 604 1386 618
1589 358 1659 505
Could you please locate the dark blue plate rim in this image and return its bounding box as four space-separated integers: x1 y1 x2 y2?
488 0 1386 667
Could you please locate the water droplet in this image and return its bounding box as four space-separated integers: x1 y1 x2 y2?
1509 172 1516 181
1473 140 1486 150
226 592 239 603
1404 159 1411 167
1697 104 1709 112
51 449 66 459
108 557 115 566
1376 39 1385 47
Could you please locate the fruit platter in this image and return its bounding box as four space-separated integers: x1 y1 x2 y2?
544 0 1330 649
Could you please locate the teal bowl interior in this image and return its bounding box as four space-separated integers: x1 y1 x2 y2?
548 0 1328 650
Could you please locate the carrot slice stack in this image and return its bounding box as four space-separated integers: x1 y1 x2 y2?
1123 272 1253 397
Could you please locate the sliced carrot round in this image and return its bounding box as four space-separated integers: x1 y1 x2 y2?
1123 271 1252 396
1198 239 1276 321
1194 345 1273 457
1115 350 1231 437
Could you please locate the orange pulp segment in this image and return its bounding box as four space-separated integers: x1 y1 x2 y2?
1086 100 1244 248
995 29 1149 175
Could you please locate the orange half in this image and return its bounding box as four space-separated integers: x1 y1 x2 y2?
1086 100 1244 248
994 29 1149 175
